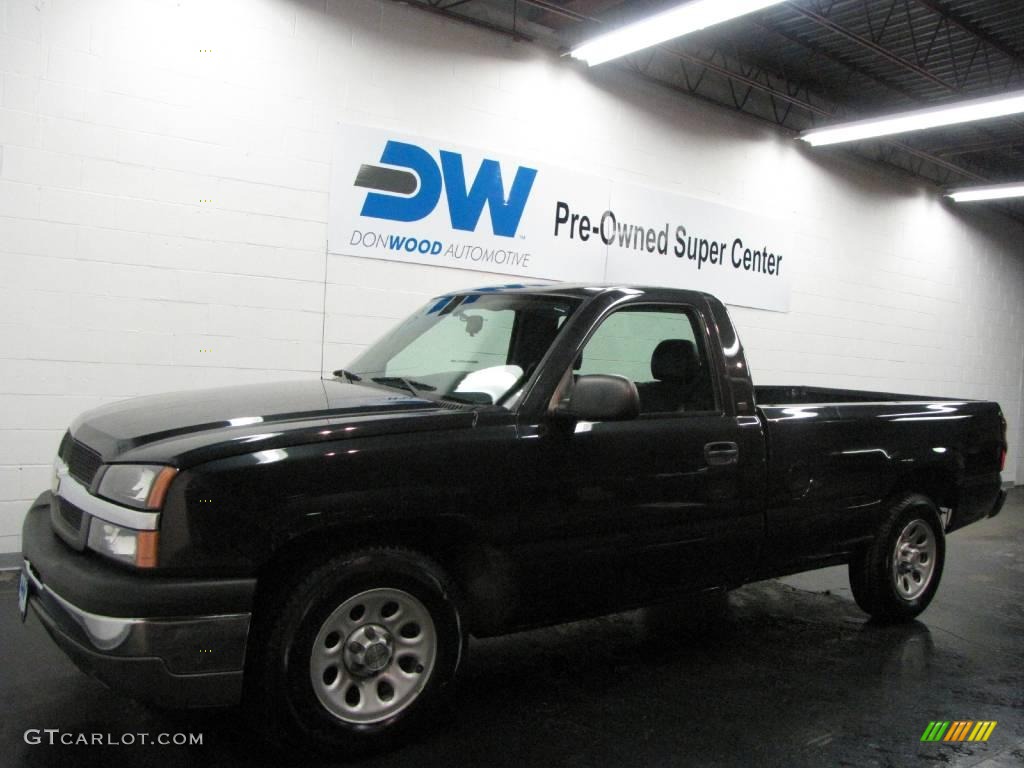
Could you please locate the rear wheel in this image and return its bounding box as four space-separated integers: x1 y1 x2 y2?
246 548 465 756
848 493 945 622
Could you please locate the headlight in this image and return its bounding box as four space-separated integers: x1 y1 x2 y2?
97 464 177 509
88 521 159 568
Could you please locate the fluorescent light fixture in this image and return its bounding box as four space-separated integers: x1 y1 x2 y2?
946 182 1024 203
570 0 786 67
801 89 1024 146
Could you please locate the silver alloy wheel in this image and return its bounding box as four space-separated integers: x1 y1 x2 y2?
310 587 437 724
891 518 937 600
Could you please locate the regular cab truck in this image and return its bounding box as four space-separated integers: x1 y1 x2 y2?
19 284 1008 754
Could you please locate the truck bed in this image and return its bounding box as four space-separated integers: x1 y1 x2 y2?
752 387 1005 568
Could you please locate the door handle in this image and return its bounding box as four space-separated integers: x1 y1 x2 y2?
704 441 739 467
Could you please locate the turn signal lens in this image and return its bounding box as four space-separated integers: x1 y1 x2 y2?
136 531 159 568
147 467 178 509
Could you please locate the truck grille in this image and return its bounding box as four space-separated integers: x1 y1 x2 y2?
50 495 89 551
61 436 103 487
58 498 84 531
52 432 98 551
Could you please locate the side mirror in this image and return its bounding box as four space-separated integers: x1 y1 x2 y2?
558 374 640 422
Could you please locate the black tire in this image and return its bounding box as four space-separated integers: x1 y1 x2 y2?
848 493 945 622
244 548 466 757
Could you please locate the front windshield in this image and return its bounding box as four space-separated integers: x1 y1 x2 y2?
344 292 581 407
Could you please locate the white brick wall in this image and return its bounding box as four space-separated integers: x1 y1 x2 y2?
0 0 1022 555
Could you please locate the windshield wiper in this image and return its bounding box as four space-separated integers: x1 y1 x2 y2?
332 369 362 383
371 376 437 397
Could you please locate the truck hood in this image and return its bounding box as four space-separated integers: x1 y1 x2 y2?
70 379 469 466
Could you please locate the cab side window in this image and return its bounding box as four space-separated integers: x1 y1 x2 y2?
577 306 716 414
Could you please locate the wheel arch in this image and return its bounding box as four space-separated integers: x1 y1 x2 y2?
254 516 517 636
887 464 958 517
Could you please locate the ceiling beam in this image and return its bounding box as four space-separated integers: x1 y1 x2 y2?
516 0 598 25
653 41 987 182
781 0 1024 167
403 0 533 40
930 136 1024 157
657 43 836 117
395 0 995 189
785 3 959 91
750 18 921 105
911 0 1024 67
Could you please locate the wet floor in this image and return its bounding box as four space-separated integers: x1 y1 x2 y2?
1 491 1021 767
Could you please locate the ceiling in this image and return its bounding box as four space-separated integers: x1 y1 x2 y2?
402 0 1024 221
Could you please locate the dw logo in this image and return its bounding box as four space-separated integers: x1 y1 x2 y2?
354 140 538 238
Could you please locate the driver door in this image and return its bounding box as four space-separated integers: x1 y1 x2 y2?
514 303 760 617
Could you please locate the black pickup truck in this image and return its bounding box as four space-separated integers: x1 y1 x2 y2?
19 284 1007 754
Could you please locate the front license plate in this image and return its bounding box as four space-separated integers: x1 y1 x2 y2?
18 569 29 622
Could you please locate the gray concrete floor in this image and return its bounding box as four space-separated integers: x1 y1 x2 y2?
1 491 1021 768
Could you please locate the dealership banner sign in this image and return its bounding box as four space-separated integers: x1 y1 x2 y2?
329 123 792 312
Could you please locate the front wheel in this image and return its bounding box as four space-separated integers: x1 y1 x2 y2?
246 548 466 756
848 493 945 622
